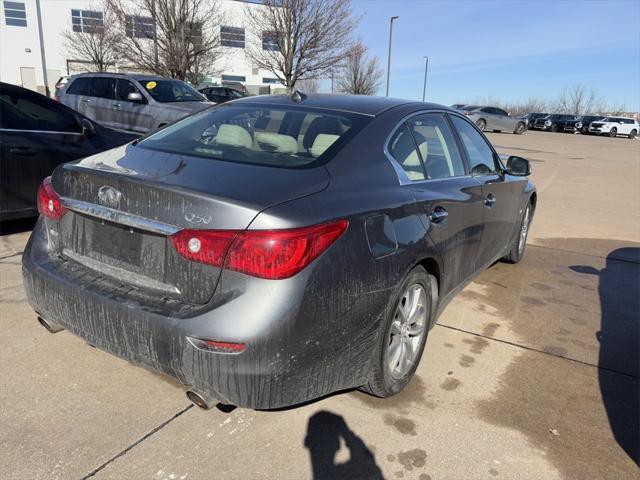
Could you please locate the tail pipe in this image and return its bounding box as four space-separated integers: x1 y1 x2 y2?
37 316 64 334
186 390 216 410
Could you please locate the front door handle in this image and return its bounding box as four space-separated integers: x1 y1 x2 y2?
429 207 448 224
9 147 37 156
485 193 496 207
112 103 121 108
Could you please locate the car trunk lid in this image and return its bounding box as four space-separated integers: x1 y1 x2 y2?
51 144 329 305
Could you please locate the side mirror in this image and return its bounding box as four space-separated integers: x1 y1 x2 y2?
127 92 143 102
505 156 531 176
81 118 96 138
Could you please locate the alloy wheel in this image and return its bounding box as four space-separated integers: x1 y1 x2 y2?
387 284 427 379
518 206 531 254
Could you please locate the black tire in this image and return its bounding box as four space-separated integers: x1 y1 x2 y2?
361 266 433 398
493 130 501 133
581 126 589 134
609 127 617 137
629 129 637 139
514 122 525 135
476 119 486 131
502 203 532 264
551 124 559 132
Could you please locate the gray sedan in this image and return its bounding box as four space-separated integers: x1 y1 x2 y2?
459 105 527 134
23 95 536 410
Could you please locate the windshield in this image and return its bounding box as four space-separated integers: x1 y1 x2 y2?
139 79 206 103
137 104 369 168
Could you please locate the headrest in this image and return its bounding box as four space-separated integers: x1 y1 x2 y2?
215 124 252 149
255 132 298 154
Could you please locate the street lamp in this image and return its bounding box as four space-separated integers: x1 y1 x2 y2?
422 56 429 102
385 16 399 97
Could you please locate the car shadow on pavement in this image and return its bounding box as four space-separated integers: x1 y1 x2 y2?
304 410 383 480
571 247 640 467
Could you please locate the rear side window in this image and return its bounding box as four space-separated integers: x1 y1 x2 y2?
451 116 498 175
0 87 81 132
407 114 466 179
89 77 115 99
66 77 91 95
138 104 369 168
388 124 426 181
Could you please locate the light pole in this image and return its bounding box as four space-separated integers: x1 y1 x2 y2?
385 16 399 97
35 0 49 97
422 56 429 102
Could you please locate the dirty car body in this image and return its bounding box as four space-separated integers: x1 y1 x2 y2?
22 95 536 409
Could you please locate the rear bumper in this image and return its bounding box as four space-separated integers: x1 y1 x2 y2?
22 219 379 409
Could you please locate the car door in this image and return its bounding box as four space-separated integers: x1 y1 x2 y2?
0 86 99 218
495 108 513 131
450 114 525 268
387 112 486 294
113 78 153 133
85 76 116 127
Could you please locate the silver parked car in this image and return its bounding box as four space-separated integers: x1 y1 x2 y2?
58 73 212 134
459 105 526 134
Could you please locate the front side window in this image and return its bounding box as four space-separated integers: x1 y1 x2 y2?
388 124 427 181
138 105 368 169
115 79 143 102
139 79 205 103
126 15 155 38
407 114 466 179
0 87 80 132
221 26 245 48
71 9 103 33
451 116 498 175
4 1 26 26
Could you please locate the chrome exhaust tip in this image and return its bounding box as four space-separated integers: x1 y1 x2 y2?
37 316 64 334
186 390 214 410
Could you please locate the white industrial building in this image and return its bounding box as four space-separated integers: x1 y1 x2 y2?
0 0 284 95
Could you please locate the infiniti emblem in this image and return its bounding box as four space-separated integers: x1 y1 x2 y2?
97 186 123 209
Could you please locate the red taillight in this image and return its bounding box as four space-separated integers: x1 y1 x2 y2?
170 219 348 279
187 337 245 354
37 176 67 221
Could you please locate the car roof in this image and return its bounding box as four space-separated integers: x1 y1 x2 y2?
69 72 169 81
230 94 442 117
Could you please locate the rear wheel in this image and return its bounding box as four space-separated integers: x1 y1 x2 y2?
581 126 589 134
514 122 525 134
502 203 532 264
361 266 432 398
629 129 637 139
551 124 559 132
609 127 617 137
476 119 486 131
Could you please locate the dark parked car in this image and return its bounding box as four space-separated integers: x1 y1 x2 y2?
0 82 137 221
564 115 604 134
23 95 536 410
525 112 548 129
199 86 247 104
532 113 576 132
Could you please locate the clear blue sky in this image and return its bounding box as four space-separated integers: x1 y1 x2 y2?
348 0 640 110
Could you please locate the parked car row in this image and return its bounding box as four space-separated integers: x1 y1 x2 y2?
453 105 638 139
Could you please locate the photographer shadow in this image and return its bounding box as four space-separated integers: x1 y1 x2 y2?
304 410 383 480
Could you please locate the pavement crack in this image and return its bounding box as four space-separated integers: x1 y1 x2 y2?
81 404 193 479
435 323 639 380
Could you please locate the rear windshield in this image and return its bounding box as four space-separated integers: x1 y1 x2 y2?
137 103 369 168
139 79 206 103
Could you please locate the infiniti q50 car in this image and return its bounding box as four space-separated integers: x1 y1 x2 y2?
23 94 536 409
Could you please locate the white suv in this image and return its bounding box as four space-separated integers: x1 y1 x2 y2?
589 116 639 139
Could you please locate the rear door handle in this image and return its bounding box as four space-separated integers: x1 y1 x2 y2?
112 103 121 108
81 99 91 103
485 194 496 207
429 207 448 224
9 147 37 156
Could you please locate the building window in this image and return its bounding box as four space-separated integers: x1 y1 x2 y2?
221 74 246 83
71 10 104 34
4 1 26 27
220 26 245 48
262 31 279 51
126 15 155 39
263 78 280 84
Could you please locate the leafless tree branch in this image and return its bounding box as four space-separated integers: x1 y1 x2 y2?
335 40 383 95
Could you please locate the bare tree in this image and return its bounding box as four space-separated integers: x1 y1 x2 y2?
554 85 602 115
244 0 359 92
296 78 320 93
106 0 224 83
62 4 119 72
335 40 383 95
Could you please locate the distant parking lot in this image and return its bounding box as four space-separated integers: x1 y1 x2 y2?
1 130 638 480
